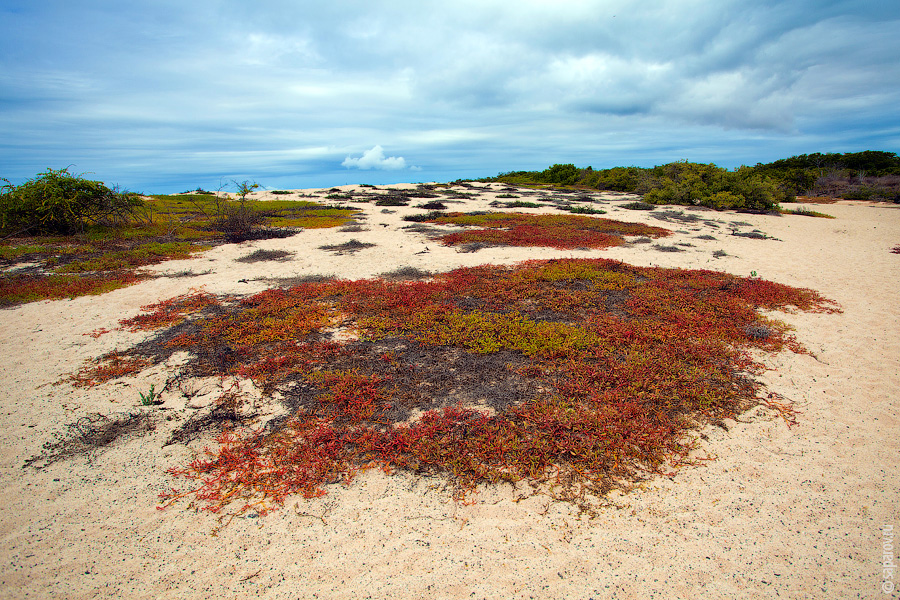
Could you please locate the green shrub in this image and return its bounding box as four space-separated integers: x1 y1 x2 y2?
589 166 645 191
0 168 143 235
640 161 778 211
705 191 744 209
542 163 580 185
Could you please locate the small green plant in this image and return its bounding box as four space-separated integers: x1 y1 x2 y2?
139 384 161 406
564 205 606 215
417 201 447 210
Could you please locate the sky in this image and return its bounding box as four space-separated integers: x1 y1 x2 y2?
1 0 898 194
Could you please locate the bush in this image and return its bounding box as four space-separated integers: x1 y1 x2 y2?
589 166 644 191
542 163 580 185
0 168 143 235
640 161 779 211
209 181 270 241
212 202 269 241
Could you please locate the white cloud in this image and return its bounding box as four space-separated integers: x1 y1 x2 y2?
342 145 411 170
1 1 898 191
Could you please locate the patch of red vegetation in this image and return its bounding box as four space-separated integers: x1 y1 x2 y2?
68 351 151 387
87 258 838 515
424 212 669 249
119 289 221 332
0 271 149 306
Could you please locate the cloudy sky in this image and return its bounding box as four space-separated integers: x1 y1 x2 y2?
2 0 898 193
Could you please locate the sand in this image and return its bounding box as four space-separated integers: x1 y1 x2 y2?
0 184 897 599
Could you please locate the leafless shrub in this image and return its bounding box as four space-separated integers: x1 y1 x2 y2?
379 266 432 281
235 249 294 263
339 224 368 233
24 412 155 469
318 239 376 254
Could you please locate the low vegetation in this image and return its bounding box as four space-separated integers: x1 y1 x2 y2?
780 207 835 219
0 171 358 306
406 212 669 250
71 259 838 517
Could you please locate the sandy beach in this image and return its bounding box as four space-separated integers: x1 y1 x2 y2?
0 183 897 599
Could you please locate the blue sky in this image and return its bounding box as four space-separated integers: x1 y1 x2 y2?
2 0 898 193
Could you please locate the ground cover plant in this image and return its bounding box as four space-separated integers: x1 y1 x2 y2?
0 173 358 306
0 235 206 307
71 259 838 518
410 212 669 250
0 270 150 306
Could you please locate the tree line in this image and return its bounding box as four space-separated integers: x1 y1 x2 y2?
486 150 900 210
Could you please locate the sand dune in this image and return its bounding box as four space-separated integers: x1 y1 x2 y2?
1 183 897 599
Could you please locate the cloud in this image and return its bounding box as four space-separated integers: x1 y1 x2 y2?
342 145 411 170
1 1 898 192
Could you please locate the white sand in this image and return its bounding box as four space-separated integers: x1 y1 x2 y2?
0 184 897 599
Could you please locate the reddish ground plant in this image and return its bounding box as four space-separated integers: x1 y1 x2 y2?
69 351 151 387
891 245 900 254
118 290 222 332
77 258 838 515
420 212 670 249
0 271 150 306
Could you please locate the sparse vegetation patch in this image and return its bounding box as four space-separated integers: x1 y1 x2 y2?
416 212 669 250
236 249 295 263
0 173 358 305
318 239 376 254
24 411 155 469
